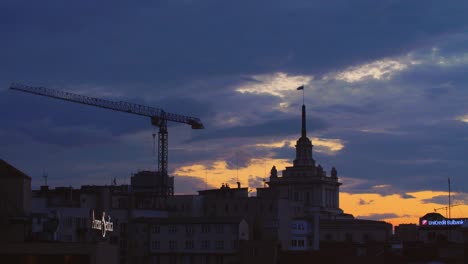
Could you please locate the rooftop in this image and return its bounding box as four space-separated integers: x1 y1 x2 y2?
0 159 31 180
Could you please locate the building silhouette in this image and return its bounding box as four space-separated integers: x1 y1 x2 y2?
1 103 400 263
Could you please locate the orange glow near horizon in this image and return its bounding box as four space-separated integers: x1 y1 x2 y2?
340 191 468 226
173 158 292 190
174 159 468 227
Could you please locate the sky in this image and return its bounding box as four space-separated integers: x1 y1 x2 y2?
1 0 468 226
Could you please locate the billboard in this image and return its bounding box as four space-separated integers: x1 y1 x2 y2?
420 218 466 227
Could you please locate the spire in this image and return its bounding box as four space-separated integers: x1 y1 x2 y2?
302 104 306 138
293 104 315 167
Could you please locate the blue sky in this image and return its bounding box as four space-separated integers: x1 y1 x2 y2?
1 1 468 221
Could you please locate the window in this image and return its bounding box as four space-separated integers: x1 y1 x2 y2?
185 240 194 249
152 225 160 234
201 240 210 249
169 225 177 233
291 240 297 247
169 240 177 250
231 240 238 250
215 224 224 233
215 240 224 250
120 223 127 234
169 256 177 264
186 225 194 234
201 224 210 233
231 224 237 234
151 241 160 250
298 240 304 247
151 255 160 264
65 217 73 228
250 247 258 256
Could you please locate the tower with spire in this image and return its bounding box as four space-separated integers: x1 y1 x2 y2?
259 102 344 218
293 104 315 168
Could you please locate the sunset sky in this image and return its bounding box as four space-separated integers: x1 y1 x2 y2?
1 1 468 226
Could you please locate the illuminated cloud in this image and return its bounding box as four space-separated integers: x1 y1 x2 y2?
325 58 416 83
429 47 468 67
312 137 345 153
456 114 468 123
373 184 392 189
236 72 313 97
254 137 344 155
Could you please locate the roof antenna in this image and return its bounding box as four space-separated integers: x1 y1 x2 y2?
236 152 239 183
205 166 208 190
42 171 48 186
448 177 451 218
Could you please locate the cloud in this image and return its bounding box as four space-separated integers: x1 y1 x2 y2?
400 193 416 199
174 175 210 195
358 199 374 205
236 72 312 97
189 116 329 142
456 115 468 123
248 175 265 189
254 137 344 155
357 213 406 221
421 193 468 205
324 58 414 83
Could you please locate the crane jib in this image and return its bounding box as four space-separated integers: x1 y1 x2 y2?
9 83 204 128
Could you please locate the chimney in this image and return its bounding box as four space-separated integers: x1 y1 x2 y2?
237 182 241 189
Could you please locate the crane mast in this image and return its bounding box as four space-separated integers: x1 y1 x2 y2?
10 83 204 196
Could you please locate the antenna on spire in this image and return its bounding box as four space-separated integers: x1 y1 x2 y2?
297 85 305 105
297 85 306 137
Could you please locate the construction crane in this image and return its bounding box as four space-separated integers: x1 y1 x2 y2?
10 83 204 196
434 204 463 218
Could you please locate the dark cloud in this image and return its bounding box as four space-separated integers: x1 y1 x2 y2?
400 193 416 199
330 120 468 193
421 195 450 205
189 116 328 142
357 213 410 221
2 1 468 88
249 175 265 189
358 199 374 205
174 175 209 195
